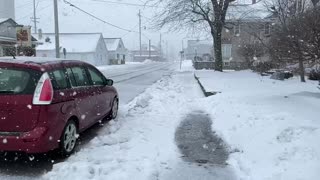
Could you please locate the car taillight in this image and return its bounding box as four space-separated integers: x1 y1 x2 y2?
33 73 53 105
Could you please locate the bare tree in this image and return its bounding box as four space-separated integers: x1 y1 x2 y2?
267 0 320 82
238 43 266 68
149 0 235 71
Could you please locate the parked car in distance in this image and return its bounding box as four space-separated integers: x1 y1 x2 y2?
0 57 118 156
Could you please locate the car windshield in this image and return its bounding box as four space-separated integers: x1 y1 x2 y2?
0 0 319 180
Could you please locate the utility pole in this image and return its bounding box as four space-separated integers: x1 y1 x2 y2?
148 39 151 59
32 0 39 33
166 40 168 61
138 10 142 57
54 0 60 58
180 40 184 70
159 34 162 61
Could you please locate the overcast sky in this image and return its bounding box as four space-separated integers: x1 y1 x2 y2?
14 0 210 60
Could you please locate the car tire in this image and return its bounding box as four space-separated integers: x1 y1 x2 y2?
109 98 119 119
59 120 78 157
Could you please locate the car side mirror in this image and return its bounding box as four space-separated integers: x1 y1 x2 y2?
105 79 114 86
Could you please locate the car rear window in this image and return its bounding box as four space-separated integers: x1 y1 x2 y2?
0 68 40 95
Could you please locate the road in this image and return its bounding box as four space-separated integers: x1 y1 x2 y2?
0 62 177 180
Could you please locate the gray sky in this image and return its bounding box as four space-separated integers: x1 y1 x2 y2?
15 0 205 60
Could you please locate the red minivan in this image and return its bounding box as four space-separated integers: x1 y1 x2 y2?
0 57 118 156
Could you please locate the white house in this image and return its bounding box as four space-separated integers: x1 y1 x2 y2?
0 18 18 56
185 40 213 61
34 33 109 66
104 38 127 64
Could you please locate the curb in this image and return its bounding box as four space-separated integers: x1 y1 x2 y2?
194 73 219 97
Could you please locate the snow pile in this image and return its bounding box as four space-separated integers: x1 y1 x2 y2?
142 59 154 64
44 69 227 180
195 70 320 180
179 60 194 72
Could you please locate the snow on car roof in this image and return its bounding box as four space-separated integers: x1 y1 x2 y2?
32 33 103 53
0 56 80 64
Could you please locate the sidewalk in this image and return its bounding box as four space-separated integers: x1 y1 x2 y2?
44 62 236 180
194 69 320 180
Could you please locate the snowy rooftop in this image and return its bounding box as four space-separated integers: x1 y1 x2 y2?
0 18 9 24
227 0 271 20
0 56 76 63
33 33 103 53
104 38 121 51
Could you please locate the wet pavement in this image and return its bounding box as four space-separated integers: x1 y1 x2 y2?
175 111 229 165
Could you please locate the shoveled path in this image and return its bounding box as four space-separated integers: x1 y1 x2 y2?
175 111 229 165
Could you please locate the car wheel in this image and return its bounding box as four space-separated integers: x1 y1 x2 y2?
110 98 119 119
59 120 78 157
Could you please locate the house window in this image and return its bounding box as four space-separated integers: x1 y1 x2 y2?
264 23 271 35
222 44 232 58
234 24 240 36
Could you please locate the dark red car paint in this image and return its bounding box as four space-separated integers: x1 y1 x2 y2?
0 58 118 153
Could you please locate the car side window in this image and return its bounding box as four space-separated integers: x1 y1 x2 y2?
66 68 77 87
88 67 105 86
70 67 90 87
49 69 68 90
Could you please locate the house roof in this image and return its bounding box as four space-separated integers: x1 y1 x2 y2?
0 18 10 24
227 0 271 21
104 38 122 51
0 18 20 26
33 33 103 53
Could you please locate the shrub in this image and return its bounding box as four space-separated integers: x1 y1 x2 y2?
309 69 320 80
252 61 274 74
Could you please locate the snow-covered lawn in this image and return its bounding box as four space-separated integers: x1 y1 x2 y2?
43 60 319 180
44 65 236 180
195 69 320 180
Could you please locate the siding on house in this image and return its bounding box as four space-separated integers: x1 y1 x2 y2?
185 40 213 61
221 0 275 68
0 18 18 56
104 38 127 64
222 20 274 68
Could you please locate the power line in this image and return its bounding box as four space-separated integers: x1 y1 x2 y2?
16 3 52 21
63 0 138 33
90 0 161 8
121 23 139 38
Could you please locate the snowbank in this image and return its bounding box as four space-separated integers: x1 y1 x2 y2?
44 60 320 180
195 70 320 180
44 67 236 180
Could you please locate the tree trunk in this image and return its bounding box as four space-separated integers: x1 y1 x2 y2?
298 54 306 82
295 41 306 82
214 26 223 72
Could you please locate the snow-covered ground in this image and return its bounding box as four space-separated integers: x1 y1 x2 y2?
44 60 320 180
2 60 318 180
44 60 236 180
195 68 320 180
